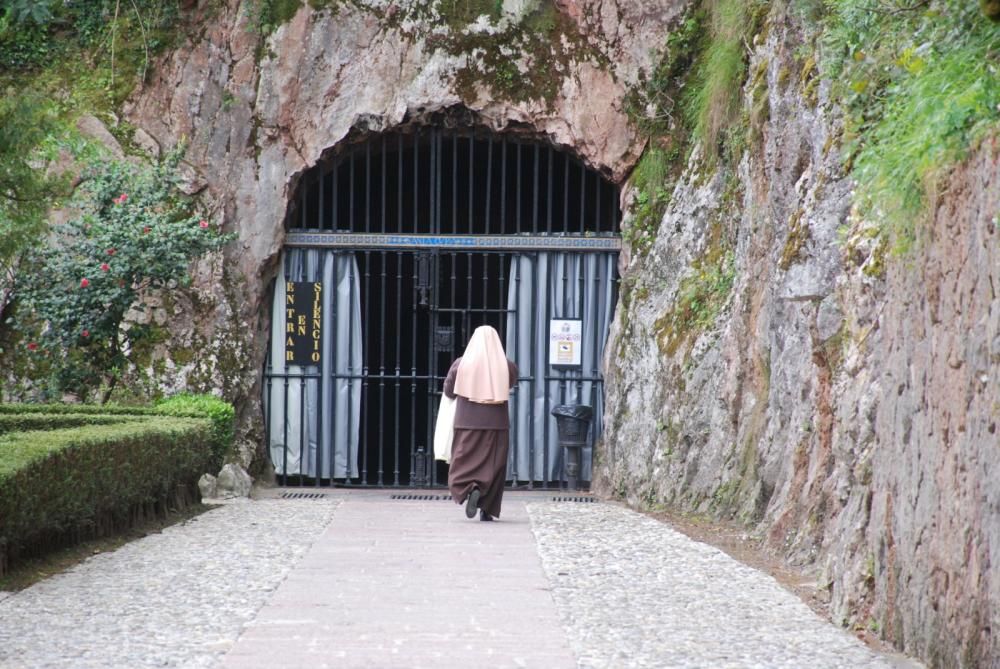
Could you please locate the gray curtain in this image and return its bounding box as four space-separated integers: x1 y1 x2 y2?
268 249 362 478
505 252 616 484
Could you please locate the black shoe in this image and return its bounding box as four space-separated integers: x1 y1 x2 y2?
465 488 480 518
479 511 493 522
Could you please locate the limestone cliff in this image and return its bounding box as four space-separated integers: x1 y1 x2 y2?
598 8 999 668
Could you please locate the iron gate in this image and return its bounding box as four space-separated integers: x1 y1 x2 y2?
264 126 620 488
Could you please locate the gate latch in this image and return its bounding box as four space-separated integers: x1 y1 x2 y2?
416 253 432 307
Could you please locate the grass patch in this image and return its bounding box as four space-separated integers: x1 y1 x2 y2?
624 146 675 254
819 1 1000 249
683 0 769 162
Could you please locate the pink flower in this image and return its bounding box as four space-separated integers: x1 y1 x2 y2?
113 193 128 205
106 248 116 255
100 263 110 272
80 277 90 288
199 219 209 229
143 226 151 234
82 329 90 338
27 342 38 351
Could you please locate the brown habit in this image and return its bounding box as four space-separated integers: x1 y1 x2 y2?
443 356 518 517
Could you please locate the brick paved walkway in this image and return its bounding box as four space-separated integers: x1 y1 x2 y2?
219 491 575 669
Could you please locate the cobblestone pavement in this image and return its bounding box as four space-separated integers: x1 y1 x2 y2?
0 499 338 669
0 494 922 669
527 502 909 669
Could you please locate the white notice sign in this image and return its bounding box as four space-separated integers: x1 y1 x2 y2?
549 319 582 367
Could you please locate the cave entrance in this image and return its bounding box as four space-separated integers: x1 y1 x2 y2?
264 126 621 488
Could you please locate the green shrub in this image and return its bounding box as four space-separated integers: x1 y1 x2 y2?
0 416 213 574
155 393 235 469
11 150 234 401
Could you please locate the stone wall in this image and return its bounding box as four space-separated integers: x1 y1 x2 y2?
596 8 999 668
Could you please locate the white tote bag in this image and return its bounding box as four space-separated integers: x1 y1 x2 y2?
433 394 456 463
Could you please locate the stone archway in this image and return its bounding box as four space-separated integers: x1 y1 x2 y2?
120 0 679 472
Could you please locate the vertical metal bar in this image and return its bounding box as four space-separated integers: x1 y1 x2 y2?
300 177 306 230
347 255 356 485
331 256 339 479
282 372 289 486
532 145 540 234
361 251 371 485
546 146 553 234
350 152 356 233
319 167 325 230
332 159 339 231
482 253 488 319
466 252 473 331
315 308 324 487
429 128 436 235
468 135 475 234
381 135 387 233
452 134 458 233
485 136 493 234
378 251 386 486
595 173 602 235
265 355 273 483
542 252 552 489
398 133 403 236
500 137 507 235
563 153 569 233
498 253 506 335
611 188 622 234
394 251 402 486
410 254 419 483
365 141 371 233
511 254 520 486
450 250 457 347
529 252 538 488
435 129 442 235
516 143 522 236
413 127 419 232
426 251 436 488
299 375 306 486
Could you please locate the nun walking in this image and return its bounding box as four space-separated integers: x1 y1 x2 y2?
443 325 518 521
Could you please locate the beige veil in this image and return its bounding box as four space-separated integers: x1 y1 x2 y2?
454 326 509 403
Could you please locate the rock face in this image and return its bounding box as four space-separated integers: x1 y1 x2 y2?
112 1 998 666
122 0 681 471
598 10 999 669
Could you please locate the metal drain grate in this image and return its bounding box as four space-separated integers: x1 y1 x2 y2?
552 496 599 503
280 492 328 500
390 494 450 501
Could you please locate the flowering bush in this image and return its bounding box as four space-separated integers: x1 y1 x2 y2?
12 149 233 400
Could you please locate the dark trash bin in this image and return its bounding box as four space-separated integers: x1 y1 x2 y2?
551 404 593 490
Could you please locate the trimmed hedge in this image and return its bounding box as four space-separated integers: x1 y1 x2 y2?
0 413 133 436
0 403 157 416
155 394 234 471
0 395 236 576
0 417 213 574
